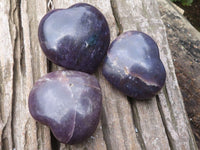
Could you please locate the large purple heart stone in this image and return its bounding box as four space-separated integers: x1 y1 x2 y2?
103 31 166 100
28 71 102 144
38 3 110 73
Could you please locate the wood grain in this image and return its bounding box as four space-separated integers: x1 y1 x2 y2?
0 0 14 149
0 0 197 149
111 0 197 149
0 0 51 149
158 0 200 148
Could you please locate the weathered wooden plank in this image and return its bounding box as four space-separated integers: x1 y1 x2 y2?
0 0 197 149
112 0 197 149
20 1 51 149
111 0 170 149
0 0 52 149
0 0 14 149
14 0 51 150
53 1 140 150
49 0 107 149
157 0 200 148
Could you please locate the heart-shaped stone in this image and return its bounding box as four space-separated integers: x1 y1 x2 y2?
28 71 102 144
103 31 166 99
38 3 110 73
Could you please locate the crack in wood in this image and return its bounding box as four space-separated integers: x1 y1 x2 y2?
156 94 174 150
101 106 113 150
9 0 20 149
18 0 26 76
110 0 123 35
130 100 147 150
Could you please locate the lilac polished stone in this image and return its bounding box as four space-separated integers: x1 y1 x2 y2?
38 3 110 73
103 31 166 100
28 71 102 144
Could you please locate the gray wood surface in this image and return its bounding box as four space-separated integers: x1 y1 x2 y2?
158 0 200 148
0 0 197 149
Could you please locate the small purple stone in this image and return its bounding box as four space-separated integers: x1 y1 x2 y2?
28 71 102 144
38 3 110 73
102 31 166 99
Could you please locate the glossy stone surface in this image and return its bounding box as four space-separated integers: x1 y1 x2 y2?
103 31 166 99
28 71 102 144
38 3 110 73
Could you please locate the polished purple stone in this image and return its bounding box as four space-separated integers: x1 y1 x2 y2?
38 3 110 73
102 31 166 99
28 71 102 144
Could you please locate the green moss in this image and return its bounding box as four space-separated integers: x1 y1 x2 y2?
171 0 193 6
